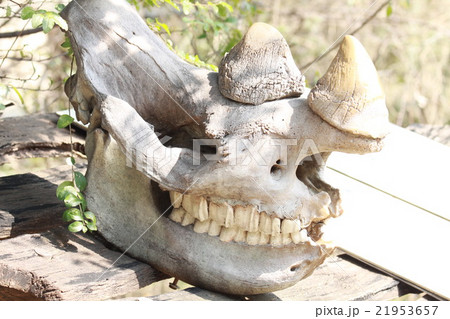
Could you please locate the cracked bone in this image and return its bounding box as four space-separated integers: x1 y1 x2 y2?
62 0 390 296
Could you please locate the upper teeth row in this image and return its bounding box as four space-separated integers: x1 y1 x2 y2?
168 191 317 246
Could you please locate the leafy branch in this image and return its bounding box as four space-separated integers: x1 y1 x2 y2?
56 114 98 233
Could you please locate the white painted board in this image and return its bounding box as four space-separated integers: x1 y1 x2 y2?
324 125 450 300
327 124 450 221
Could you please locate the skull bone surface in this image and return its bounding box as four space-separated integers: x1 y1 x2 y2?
62 0 390 295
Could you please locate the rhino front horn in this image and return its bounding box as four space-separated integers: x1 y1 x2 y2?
308 35 390 139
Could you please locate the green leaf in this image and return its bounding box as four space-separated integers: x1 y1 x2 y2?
57 114 74 128
42 15 55 33
163 0 180 11
74 171 87 192
70 157 76 165
21 6 35 20
78 193 87 211
6 6 12 17
63 208 83 222
86 221 98 232
64 193 83 208
386 4 393 17
83 211 97 223
52 14 68 31
181 0 195 14
31 13 44 28
68 221 83 233
155 18 171 36
56 181 75 200
0 104 5 110
55 4 66 13
61 37 71 48
82 225 88 233
11 86 24 104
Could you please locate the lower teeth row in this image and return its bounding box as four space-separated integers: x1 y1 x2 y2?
168 191 317 246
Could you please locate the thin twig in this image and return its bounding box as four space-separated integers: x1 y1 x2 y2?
0 27 43 38
68 55 75 182
300 0 390 71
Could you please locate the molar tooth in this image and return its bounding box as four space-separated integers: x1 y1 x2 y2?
208 220 222 236
291 231 301 244
281 219 297 234
259 212 272 234
209 202 234 227
271 217 281 236
258 233 270 245
246 231 260 245
181 212 195 226
299 229 309 242
219 226 238 242
282 233 292 245
234 205 259 231
169 191 183 208
182 195 209 222
234 229 247 243
270 233 282 246
193 219 211 234
168 207 186 223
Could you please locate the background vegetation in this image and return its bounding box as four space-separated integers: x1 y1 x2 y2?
1 0 449 127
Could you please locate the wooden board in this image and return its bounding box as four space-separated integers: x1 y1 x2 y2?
0 227 168 300
324 125 450 300
0 165 86 239
327 124 450 221
0 113 85 165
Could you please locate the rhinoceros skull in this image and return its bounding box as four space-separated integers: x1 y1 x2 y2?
62 0 389 295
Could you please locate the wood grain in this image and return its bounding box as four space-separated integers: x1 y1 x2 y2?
0 227 168 300
0 113 85 165
0 165 86 239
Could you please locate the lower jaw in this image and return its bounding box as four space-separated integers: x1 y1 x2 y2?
156 214 334 295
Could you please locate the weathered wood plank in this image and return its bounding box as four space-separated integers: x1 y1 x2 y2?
327 124 450 221
0 165 86 239
324 168 450 300
0 113 85 165
148 251 403 301
0 227 168 300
